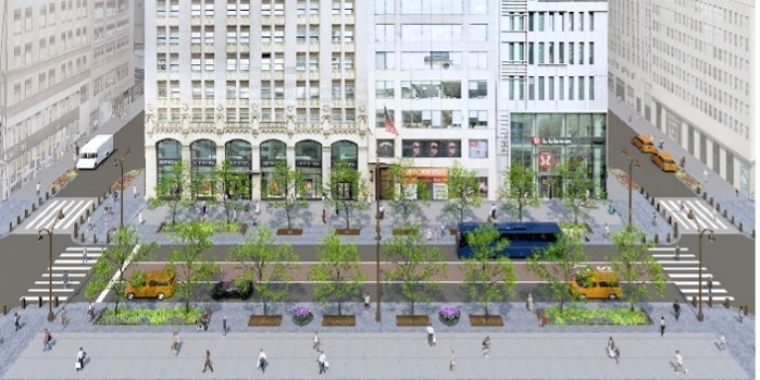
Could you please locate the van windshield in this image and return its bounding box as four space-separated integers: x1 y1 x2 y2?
80 152 98 159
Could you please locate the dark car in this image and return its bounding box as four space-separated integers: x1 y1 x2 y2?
211 280 253 300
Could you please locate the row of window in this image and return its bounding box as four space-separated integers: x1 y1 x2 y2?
157 0 354 17
504 11 596 32
376 24 489 43
375 51 488 71
12 0 92 34
7 92 82 148
375 0 487 15
375 110 487 130
507 41 595 65
157 52 356 73
506 76 596 102
155 107 357 124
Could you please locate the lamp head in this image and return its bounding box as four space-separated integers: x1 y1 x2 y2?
57 209 65 220
37 234 43 242
113 158 118 168
621 147 628 156
126 147 131 156
633 159 640 168
708 232 716 243
687 210 695 220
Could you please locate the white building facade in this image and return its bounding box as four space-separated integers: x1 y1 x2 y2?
498 0 609 198
0 0 137 199
144 0 369 200
609 0 755 199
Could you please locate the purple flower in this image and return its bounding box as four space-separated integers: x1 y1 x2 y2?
439 305 460 320
292 304 314 325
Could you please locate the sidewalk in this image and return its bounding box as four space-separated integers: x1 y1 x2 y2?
610 97 755 237
0 302 753 380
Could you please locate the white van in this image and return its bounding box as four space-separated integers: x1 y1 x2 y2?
76 134 114 169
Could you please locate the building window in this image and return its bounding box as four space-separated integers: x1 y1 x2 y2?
548 77 554 100
568 42 574 64
518 76 525 100
191 55 201 71
538 12 545 31
375 24 395 42
578 76 585 100
578 42 584 64
375 0 394 14
538 42 545 64
589 42 594 64
169 27 179 44
470 0 486 14
468 52 487 69
469 111 487 128
227 54 237 70
558 76 564 100
508 76 515 100
169 54 179 70
568 77 574 100
538 77 545 100
528 77 535 100
191 27 201 44
375 52 394 70
528 43 534 64
559 42 564 63
469 80 487 98
157 28 166 44
375 81 394 98
589 12 594 31
470 24 487 41
204 55 214 71
589 76 594 100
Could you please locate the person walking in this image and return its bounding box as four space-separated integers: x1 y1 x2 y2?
14 312 21 331
63 270 69 289
607 336 616 355
317 350 327 374
60 308 68 328
490 204 497 220
222 316 227 338
603 223 610 239
426 323 436 346
652 211 657 225
36 182 41 197
739 306 744 323
313 332 321 351
440 224 446 239
363 292 371 310
674 350 688 374
718 332 727 352
257 349 268 373
482 336 491 358
87 303 94 321
138 210 144 225
321 208 326 224
675 245 681 260
660 316 666 337
43 329 52 352
707 276 713 294
82 248 89 264
87 216 92 230
171 332 180 356
679 201 685 212
658 137 664 150
673 300 681 321
76 347 86 371
703 168 709 183
133 185 138 198
449 350 456 372
202 350 213 373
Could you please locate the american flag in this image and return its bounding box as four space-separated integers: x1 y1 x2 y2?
384 106 398 136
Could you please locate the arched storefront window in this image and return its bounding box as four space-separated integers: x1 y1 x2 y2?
295 140 322 199
260 139 287 198
190 139 217 198
330 141 358 168
224 139 252 200
156 139 182 196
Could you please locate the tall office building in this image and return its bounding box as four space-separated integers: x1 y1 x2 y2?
144 0 368 200
498 0 609 198
609 0 755 199
0 0 137 199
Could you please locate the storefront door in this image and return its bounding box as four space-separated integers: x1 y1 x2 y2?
539 175 561 199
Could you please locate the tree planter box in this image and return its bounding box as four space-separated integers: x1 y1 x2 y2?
248 315 283 327
335 228 361 236
321 315 356 327
396 315 430 327
392 228 419 236
469 314 504 326
276 228 303 236
156 222 166 233
449 228 458 235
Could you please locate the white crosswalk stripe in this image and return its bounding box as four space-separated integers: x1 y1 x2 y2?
648 246 734 302
658 198 736 233
20 246 105 302
18 198 95 234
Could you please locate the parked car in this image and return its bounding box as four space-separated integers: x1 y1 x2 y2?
651 151 678 172
125 270 175 300
211 280 254 300
570 267 621 300
631 134 657 154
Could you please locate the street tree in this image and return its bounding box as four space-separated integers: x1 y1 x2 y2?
444 161 482 225
324 161 370 230
228 225 299 316
84 226 157 315
214 159 249 224
166 220 221 313
308 231 366 315
384 159 429 226
499 159 540 222
383 229 448 315
460 224 517 317
526 232 588 312
555 158 603 224
265 161 309 230
609 227 666 311
148 160 192 227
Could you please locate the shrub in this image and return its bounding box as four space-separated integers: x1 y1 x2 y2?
98 306 202 325
438 305 461 326
292 304 314 326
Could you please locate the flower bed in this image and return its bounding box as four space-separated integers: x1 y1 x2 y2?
50 169 78 192
111 169 142 192
438 305 461 326
98 306 202 325
609 168 639 190
291 304 314 326
675 169 701 192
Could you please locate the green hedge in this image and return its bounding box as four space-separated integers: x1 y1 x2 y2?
99 306 203 325
546 306 648 326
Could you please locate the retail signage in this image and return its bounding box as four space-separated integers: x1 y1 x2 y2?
229 159 250 167
193 159 216 167
158 159 179 166
296 160 322 168
532 137 573 146
538 151 554 170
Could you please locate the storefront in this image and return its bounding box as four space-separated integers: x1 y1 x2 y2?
378 167 450 201
510 112 606 198
295 140 323 199
330 141 359 199
260 139 287 198
190 139 217 198
156 139 182 196
225 139 252 199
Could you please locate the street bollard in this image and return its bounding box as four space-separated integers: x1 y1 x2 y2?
86 209 90 217
2 304 6 315
731 215 735 224
8 222 12 232
93 234 98 244
656 203 660 211
17 216 21 225
38 296 42 308
46 191 50 200
691 296 697 307
38 197 42 205
668 215 672 224
91 203 96 211
674 223 679 238
703 192 707 200
724 209 728 217
24 209 28 218
80 215 84 224
74 222 78 232
640 187 645 194
650 197 655 206
80 233 85 243
21 298 26 309
709 197 714 206
54 296 59 308
724 298 731 309
106 233 111 244
667 232 671 243
716 203 721 212
744 305 749 316
641 235 646 244
739 222 743 232
32 203 36 212
708 296 713 308
654 234 659 244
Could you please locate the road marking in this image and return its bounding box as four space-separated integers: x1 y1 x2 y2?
34 281 81 285
42 273 86 277
65 247 105 252
61 253 102 258
672 281 721 286
27 288 75 293
679 288 728 294
689 296 735 301
651 260 700 265
25 200 62 230
62 201 92 229
49 266 93 271
20 296 68 301
97 244 140 304
666 273 715 279
651 254 695 258
662 267 708 271
648 247 690 252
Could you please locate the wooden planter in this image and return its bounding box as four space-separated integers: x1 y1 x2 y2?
469 314 504 327
392 228 419 236
396 315 430 327
335 228 361 236
276 228 303 236
248 315 283 327
322 315 356 327
449 228 458 235
238 223 249 235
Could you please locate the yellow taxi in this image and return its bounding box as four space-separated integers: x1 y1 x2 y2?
570 267 621 300
125 270 175 300
631 135 657 154
651 151 678 172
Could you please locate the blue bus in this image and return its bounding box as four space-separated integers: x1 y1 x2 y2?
456 222 561 259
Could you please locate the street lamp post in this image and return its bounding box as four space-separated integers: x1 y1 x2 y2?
621 148 640 229
38 209 65 322
374 156 382 322
687 210 715 322
113 148 131 228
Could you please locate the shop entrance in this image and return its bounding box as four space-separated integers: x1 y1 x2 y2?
539 175 561 199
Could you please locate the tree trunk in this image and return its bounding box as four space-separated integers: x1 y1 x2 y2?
518 202 523 222
410 300 415 316
285 208 292 230
338 301 342 316
343 201 351 229
263 299 269 316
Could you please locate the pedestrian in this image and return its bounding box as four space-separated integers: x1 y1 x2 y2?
482 336 491 358
75 143 79 156
674 245 681 261
652 211 657 225
313 332 321 351
87 302 94 321
679 201 685 212
63 270 69 289
257 349 268 373
527 293 534 311
718 332 727 352
318 350 327 374
171 332 180 356
673 300 681 321
363 292 370 310
14 312 20 331
222 315 227 337
604 223 610 239
321 208 326 224
202 350 213 373
648 132 654 141
680 156 686 168
739 306 744 323
379 205 385 219
232 208 237 221
60 308 67 328
36 182 41 197
425 228 432 241
255 201 261 216
735 187 739 198
82 248 89 264
660 316 666 337
43 329 52 352
490 203 497 220
607 336 616 354
426 323 436 346
707 276 713 294
703 168 709 183
658 137 664 150
138 210 143 225
133 185 137 198
449 350 456 372
76 347 86 371
87 216 92 230
440 224 446 239
674 350 688 374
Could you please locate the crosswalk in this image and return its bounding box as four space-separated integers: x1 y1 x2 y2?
649 246 734 303
658 197 737 234
17 198 95 234
20 246 104 303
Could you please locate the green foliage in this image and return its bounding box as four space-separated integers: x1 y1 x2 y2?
265 161 310 229
527 232 588 312
460 224 517 315
499 159 540 222
148 160 194 227
383 229 448 315
84 226 157 315
214 159 250 223
166 220 221 313
308 231 366 315
555 159 602 224
384 159 430 226
609 226 666 311
324 161 370 229
444 161 482 225
545 306 648 326
160 220 240 234
228 225 299 315
99 306 203 325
